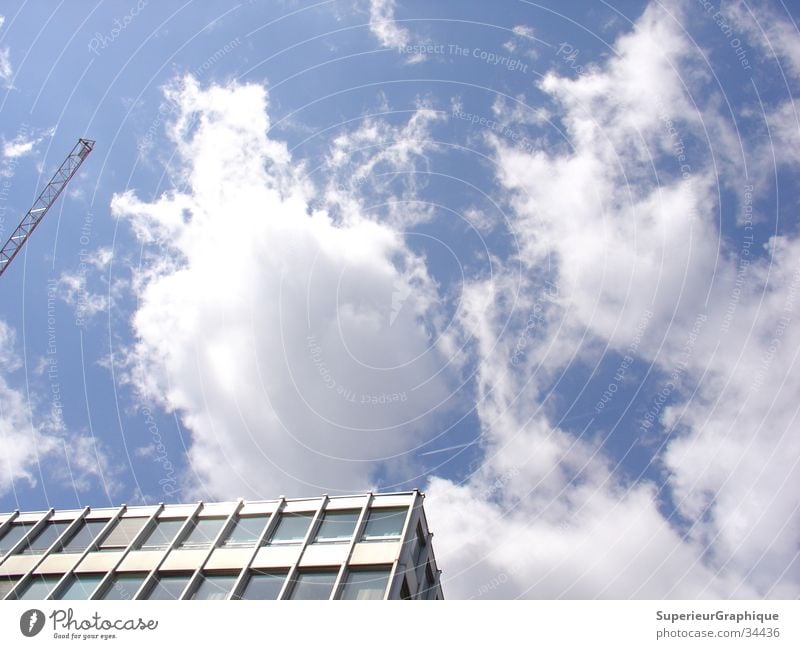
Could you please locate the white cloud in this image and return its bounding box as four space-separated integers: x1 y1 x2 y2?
727 1 800 80
322 101 445 228
56 270 109 323
0 320 117 497
1 127 56 177
427 1 800 598
113 76 459 499
368 0 409 50
0 16 11 88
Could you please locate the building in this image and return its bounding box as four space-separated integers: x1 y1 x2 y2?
0 490 442 600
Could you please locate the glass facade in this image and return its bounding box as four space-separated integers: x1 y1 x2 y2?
239 571 286 600
0 523 34 556
362 508 408 539
313 510 359 543
222 515 269 547
339 569 391 600
267 513 313 544
144 575 191 600
99 517 148 551
56 574 104 600
0 577 18 599
16 575 61 600
0 492 442 601
19 521 71 555
99 572 148 600
58 520 109 553
178 518 226 549
191 574 237 600
138 519 185 551
289 571 338 600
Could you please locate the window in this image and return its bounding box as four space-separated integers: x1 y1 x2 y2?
54 574 104 600
421 563 437 599
15 575 62 600
312 510 359 543
98 517 148 551
143 574 191 600
410 524 426 565
339 568 390 600
178 518 226 549
57 520 109 553
288 571 337 600
19 521 71 555
0 577 18 600
137 519 185 551
190 574 237 600
362 507 408 539
238 571 286 600
266 513 313 544
0 523 33 556
221 515 269 547
99 573 147 600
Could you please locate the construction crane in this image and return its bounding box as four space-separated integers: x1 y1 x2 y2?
0 138 95 279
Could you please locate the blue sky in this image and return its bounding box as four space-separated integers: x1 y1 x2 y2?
0 0 799 598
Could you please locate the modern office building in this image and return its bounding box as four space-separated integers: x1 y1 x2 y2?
0 490 442 600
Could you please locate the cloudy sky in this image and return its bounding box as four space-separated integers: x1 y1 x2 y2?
0 0 798 599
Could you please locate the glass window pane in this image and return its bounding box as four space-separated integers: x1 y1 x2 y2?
16 575 61 600
0 577 19 599
339 569 390 600
289 571 337 600
179 518 226 549
410 525 426 564
0 523 33 556
19 522 71 555
144 575 191 600
313 510 359 542
58 521 109 553
138 519 185 550
191 574 236 600
222 515 269 547
99 573 147 600
239 572 286 600
267 513 313 544
100 517 148 550
362 508 408 539
421 563 437 599
55 574 104 600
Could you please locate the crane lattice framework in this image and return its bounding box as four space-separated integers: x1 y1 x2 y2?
0 138 95 279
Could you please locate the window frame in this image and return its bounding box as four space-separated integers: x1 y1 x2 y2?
141 573 193 600
236 570 288 600
176 517 227 550
337 566 392 600
220 514 271 548
56 519 111 554
360 507 409 541
311 509 360 544
287 569 339 600
136 518 187 551
265 512 314 545
97 572 149 601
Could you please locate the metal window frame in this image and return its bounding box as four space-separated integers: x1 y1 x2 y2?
135 502 202 599
229 498 285 600
276 496 328 600
337 564 394 601
92 504 163 600
180 500 243 600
